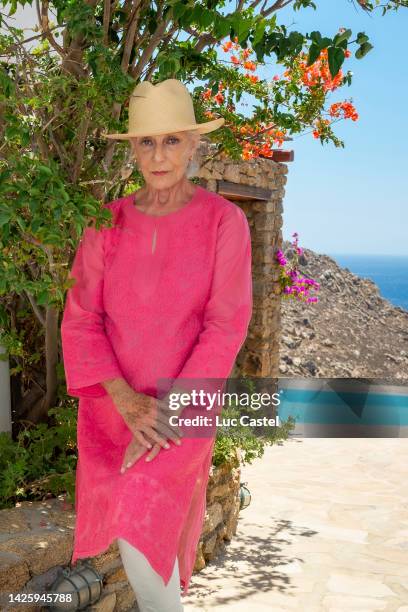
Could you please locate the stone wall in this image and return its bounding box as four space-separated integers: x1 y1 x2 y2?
0 459 241 612
194 456 241 572
197 141 288 379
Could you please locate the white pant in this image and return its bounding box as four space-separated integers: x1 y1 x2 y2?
117 537 184 612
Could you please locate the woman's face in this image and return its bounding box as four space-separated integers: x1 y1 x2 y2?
130 131 197 188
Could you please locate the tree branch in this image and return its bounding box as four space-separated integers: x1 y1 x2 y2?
37 0 66 56
260 0 295 17
24 291 46 327
71 101 94 183
121 0 143 73
103 0 111 45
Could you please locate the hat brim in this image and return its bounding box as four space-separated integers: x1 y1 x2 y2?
102 117 225 140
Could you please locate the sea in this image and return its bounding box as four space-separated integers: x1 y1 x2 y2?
328 254 408 312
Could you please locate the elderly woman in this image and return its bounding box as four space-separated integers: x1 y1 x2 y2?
61 78 252 611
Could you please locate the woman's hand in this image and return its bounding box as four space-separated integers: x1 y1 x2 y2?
103 378 184 451
120 434 163 473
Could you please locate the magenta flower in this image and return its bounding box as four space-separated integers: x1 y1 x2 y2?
276 233 319 304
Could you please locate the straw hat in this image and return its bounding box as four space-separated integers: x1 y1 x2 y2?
103 78 225 140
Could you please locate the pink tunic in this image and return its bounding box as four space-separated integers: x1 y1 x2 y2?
60 184 253 595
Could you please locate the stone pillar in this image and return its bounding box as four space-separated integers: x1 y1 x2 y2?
197 141 288 378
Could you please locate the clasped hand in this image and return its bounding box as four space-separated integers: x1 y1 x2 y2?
111 385 186 473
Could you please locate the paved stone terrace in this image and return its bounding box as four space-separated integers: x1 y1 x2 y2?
182 438 408 611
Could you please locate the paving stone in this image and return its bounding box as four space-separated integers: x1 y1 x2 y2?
322 594 389 610
326 572 396 597
182 439 408 610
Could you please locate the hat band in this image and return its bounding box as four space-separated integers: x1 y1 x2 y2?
128 120 199 134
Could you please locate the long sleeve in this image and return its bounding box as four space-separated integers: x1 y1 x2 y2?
60 223 124 399
173 204 253 388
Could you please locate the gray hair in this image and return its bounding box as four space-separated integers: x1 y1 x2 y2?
185 130 202 179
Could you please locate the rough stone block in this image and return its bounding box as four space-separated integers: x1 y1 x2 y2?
202 533 217 557
89 592 117 612
0 551 30 592
193 541 205 571
202 503 223 536
113 585 136 611
0 532 73 576
223 165 241 183
104 566 128 584
207 483 230 503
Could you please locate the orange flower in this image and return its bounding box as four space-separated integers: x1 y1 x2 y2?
231 55 240 65
296 47 344 92
328 101 359 121
222 41 233 52
244 73 259 83
243 60 256 71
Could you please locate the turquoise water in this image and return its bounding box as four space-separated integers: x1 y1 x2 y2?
278 388 408 427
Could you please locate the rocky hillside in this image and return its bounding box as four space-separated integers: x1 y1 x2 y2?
279 242 408 382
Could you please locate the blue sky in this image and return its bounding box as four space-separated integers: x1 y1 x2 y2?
257 3 408 256
9 2 408 255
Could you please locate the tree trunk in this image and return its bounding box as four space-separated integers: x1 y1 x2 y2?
43 305 59 413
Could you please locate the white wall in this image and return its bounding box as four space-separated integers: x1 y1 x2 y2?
0 345 12 434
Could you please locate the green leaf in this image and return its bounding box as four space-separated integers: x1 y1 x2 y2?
43 233 64 244
5 126 20 140
306 42 320 66
253 39 265 64
172 2 187 21
356 32 369 45
309 31 322 44
231 14 251 44
333 29 352 46
253 18 266 46
36 290 49 305
7 0 17 16
159 57 181 75
38 165 53 176
320 37 332 49
177 6 193 28
214 15 230 39
355 42 373 59
30 219 43 233
16 217 27 232
148 15 158 35
327 45 345 78
0 212 12 227
0 169 12 183
196 7 214 29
